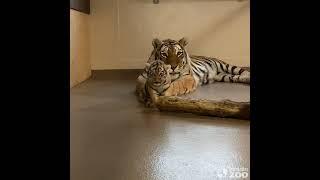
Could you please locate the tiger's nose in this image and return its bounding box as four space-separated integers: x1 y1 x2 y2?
171 65 177 71
169 62 178 70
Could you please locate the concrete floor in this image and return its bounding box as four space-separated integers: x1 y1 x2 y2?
71 70 250 180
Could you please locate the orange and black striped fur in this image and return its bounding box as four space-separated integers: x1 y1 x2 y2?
137 60 196 107
136 37 250 105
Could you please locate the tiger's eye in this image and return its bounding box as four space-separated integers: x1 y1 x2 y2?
161 53 167 57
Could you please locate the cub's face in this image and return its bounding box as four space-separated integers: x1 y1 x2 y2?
145 61 172 87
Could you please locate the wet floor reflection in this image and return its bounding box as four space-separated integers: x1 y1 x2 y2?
71 79 250 180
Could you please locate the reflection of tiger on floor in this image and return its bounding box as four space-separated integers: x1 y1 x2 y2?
136 37 250 106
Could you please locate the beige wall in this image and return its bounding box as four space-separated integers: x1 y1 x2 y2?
89 0 250 70
70 9 91 88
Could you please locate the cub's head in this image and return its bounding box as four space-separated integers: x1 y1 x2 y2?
152 37 189 73
145 60 172 87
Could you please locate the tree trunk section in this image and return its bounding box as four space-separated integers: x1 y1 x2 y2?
156 96 250 120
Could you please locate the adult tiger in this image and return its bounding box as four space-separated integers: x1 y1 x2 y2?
136 37 250 102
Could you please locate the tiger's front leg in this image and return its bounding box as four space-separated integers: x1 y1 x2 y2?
136 74 147 102
182 74 197 94
163 74 197 96
146 87 160 108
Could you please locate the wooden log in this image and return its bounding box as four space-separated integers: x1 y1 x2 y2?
156 96 250 120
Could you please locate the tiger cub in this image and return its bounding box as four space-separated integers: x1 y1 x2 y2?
143 60 196 107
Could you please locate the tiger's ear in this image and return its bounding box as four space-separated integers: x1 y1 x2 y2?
178 37 188 47
152 38 162 49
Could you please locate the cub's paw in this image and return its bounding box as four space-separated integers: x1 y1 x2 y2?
145 100 156 108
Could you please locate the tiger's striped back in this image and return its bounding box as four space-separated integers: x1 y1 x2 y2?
190 55 250 86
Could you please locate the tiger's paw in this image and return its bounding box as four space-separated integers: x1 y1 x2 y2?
241 75 250 84
184 89 191 94
184 87 196 94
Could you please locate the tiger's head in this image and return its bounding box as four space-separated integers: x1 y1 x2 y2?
145 60 172 87
151 37 192 81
